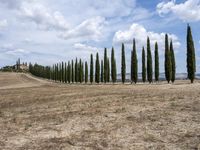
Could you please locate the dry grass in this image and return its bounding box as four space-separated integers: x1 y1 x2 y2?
0 72 200 150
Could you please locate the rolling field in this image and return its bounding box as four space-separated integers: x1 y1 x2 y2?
0 72 200 150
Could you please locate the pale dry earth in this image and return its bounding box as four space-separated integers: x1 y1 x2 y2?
0 72 200 150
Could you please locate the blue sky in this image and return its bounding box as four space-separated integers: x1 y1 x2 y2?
0 0 200 73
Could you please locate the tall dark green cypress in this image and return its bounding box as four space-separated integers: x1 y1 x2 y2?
55 64 57 81
71 60 74 83
77 60 80 82
114 59 117 82
111 47 117 83
85 61 88 83
54 64 57 81
147 37 152 83
131 50 133 83
79 59 83 83
104 48 107 83
155 42 159 82
107 58 110 82
142 47 146 83
59 63 62 82
52 64 55 81
65 62 67 83
75 58 78 83
165 34 172 83
57 63 59 82
131 39 138 84
90 54 93 83
61 62 64 82
187 24 196 83
121 43 126 84
95 53 100 83
101 60 104 83
68 61 71 83
170 40 176 83
82 62 84 82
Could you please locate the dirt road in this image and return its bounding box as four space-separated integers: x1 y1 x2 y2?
0 72 200 150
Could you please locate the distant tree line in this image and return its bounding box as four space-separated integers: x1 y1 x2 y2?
29 63 51 79
29 24 196 84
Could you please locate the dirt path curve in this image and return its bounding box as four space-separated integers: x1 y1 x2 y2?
0 72 50 90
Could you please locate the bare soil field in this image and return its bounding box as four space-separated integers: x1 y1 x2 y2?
0 72 200 150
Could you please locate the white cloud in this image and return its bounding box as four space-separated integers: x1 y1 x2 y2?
5 48 29 56
60 16 106 41
73 43 99 52
19 2 70 31
0 0 107 42
157 0 200 22
0 0 70 31
0 19 8 29
0 44 30 56
113 23 180 51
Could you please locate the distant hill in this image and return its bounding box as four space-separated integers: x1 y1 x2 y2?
116 73 200 82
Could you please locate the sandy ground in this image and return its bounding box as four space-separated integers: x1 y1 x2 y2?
0 72 200 150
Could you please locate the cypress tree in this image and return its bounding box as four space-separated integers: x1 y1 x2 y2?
53 65 55 81
114 59 117 83
62 61 64 83
77 61 80 82
131 39 138 84
95 53 100 83
54 65 56 81
131 50 133 83
155 42 159 82
101 60 104 83
85 61 88 83
67 62 69 83
170 40 176 83
187 24 196 83
104 48 107 83
142 47 146 83
82 62 84 82
65 62 67 83
79 59 82 83
52 64 54 81
57 63 59 82
121 43 126 84
55 64 57 81
165 34 172 83
59 63 62 82
75 58 78 83
107 58 110 82
71 60 74 83
68 61 71 83
147 37 152 83
111 47 117 83
90 54 94 83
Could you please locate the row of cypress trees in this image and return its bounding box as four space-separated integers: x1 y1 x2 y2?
47 49 117 84
29 24 196 84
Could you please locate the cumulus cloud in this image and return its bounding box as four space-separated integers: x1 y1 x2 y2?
0 19 8 29
157 0 200 22
60 16 106 41
0 0 107 42
113 23 180 51
0 0 70 31
19 2 70 31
